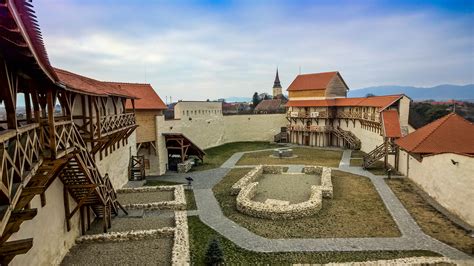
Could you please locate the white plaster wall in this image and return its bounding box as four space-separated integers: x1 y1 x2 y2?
338 119 384 153
95 131 137 189
155 114 287 175
407 153 474 226
174 101 222 119
10 179 81 266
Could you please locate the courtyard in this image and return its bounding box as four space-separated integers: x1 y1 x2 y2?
143 142 472 264
59 142 472 265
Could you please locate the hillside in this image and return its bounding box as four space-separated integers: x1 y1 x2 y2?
349 84 474 101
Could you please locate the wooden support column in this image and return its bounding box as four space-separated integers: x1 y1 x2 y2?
63 186 71 231
24 92 32 123
1 60 18 129
47 89 57 158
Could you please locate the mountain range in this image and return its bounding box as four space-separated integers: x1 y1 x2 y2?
348 84 474 101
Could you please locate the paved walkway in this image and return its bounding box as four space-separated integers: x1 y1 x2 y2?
148 149 472 260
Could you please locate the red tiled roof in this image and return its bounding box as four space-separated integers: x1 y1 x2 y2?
255 99 285 112
2 0 58 81
286 95 403 109
287 71 338 91
54 68 136 98
395 113 474 155
381 110 401 138
104 82 167 110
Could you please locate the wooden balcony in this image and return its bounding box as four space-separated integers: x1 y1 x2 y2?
336 111 378 122
287 111 333 119
0 124 43 236
288 125 333 133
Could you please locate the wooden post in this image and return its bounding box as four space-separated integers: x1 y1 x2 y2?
47 89 57 158
1 60 18 129
25 92 32 123
63 187 71 232
80 206 86 235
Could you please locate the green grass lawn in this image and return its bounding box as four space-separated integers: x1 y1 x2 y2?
188 216 440 264
212 168 400 238
236 147 342 167
144 180 197 210
386 179 474 255
192 141 281 171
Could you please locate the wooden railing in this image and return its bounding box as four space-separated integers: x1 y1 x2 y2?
98 113 136 137
336 111 378 122
288 125 333 132
287 111 333 119
0 124 43 234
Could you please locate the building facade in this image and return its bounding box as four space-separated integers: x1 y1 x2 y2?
286 71 411 168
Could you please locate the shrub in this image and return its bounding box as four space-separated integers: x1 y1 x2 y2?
205 237 224 265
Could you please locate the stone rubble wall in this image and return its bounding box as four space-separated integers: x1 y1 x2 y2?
117 185 186 210
177 159 193 173
262 165 284 174
230 166 263 195
76 228 174 243
236 182 323 220
304 166 333 198
171 211 190 265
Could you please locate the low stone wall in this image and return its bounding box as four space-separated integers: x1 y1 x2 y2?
117 185 186 210
304 166 333 198
75 210 190 266
230 166 263 195
234 165 333 220
171 211 190 265
177 159 193 173
236 183 323 220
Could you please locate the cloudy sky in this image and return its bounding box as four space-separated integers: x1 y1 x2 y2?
35 0 473 101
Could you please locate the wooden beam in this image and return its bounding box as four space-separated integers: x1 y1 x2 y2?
9 209 37 223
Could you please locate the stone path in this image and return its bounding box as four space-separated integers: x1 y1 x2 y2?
148 148 472 260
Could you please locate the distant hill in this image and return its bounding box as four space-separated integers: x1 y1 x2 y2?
225 96 252 103
349 84 474 101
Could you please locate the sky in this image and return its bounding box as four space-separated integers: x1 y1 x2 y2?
34 0 474 102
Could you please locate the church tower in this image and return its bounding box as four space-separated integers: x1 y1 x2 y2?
272 68 282 98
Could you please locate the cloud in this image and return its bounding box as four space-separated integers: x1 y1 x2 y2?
34 0 474 101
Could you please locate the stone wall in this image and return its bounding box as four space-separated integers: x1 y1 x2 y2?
177 159 193 173
236 183 323 220
233 165 333 220
397 153 474 226
117 185 186 210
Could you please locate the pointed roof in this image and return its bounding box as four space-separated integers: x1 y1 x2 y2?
273 68 282 88
395 113 474 155
287 71 339 91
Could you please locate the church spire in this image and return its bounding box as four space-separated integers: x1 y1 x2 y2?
273 68 282 88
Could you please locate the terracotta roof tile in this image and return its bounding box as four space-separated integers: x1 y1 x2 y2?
381 110 401 138
286 95 403 109
104 82 167 110
54 68 136 98
287 71 338 91
395 113 474 155
255 99 285 112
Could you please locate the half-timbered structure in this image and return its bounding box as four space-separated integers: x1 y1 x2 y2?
0 1 137 264
286 71 411 170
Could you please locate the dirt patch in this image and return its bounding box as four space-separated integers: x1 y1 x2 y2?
386 179 474 255
236 148 342 167
86 212 175 235
253 174 320 203
117 191 174 205
61 237 173 265
213 168 400 238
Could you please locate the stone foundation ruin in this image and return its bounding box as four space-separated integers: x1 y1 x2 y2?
232 165 333 220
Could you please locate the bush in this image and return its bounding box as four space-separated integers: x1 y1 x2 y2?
205 237 224 265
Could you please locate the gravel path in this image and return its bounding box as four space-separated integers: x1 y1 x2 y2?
254 173 320 203
117 191 174 205
61 237 172 265
86 212 175 235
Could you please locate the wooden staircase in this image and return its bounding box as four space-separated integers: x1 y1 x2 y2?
362 141 397 169
274 127 288 143
0 123 125 264
129 155 145 181
333 127 361 150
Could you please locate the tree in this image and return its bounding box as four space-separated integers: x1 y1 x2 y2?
205 238 224 265
252 92 261 109
366 93 376 97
